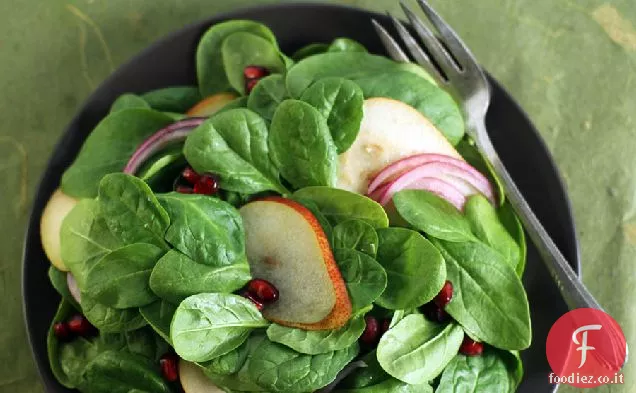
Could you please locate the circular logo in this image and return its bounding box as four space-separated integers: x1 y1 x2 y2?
546 308 627 388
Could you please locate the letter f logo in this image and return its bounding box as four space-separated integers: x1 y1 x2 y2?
572 324 602 368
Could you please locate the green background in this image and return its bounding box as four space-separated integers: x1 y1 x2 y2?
1 0 634 392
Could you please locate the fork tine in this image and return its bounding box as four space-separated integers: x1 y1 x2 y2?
399 0 460 75
388 14 444 83
371 19 410 63
415 0 481 71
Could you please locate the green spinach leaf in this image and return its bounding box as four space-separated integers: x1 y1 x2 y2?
334 249 387 312
269 99 338 189
377 314 463 384
171 293 269 362
141 86 202 113
393 190 476 242
375 228 446 310
300 77 363 153
333 219 378 257
149 250 250 304
294 187 389 228
197 20 277 96
184 108 288 194
157 193 246 266
247 74 288 121
80 293 147 333
291 43 329 61
433 239 532 350
336 378 433 393
498 202 527 277
222 32 286 95
61 109 174 198
339 349 390 389
48 300 78 388
328 38 367 53
435 349 516 393
85 243 163 309
139 300 176 344
202 338 250 375
110 94 150 112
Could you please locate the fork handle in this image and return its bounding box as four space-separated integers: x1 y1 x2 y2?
472 121 601 311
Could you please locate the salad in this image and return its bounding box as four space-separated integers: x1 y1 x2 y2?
39 19 531 393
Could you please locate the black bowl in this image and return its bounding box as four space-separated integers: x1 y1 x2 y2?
23 3 580 393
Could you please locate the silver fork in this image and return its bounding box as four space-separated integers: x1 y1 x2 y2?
373 0 599 312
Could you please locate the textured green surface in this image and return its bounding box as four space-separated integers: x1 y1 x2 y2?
1 0 635 392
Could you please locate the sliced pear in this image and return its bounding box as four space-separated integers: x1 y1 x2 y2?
239 197 351 330
40 189 78 271
337 97 462 194
186 93 237 117
179 360 224 393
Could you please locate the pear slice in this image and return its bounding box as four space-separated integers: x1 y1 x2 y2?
239 197 351 330
40 189 78 271
179 360 224 393
337 97 462 194
186 93 237 117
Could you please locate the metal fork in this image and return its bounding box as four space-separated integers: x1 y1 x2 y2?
373 0 599 312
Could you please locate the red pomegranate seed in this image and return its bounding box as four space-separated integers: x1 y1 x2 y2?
159 353 180 382
459 336 484 356
434 281 453 308
53 322 72 342
241 291 264 311
175 185 194 194
193 173 219 195
67 314 96 338
244 66 270 80
421 302 450 323
380 319 391 335
181 167 201 185
360 316 379 345
247 279 279 304
245 79 260 94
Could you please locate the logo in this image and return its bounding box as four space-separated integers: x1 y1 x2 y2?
546 308 627 388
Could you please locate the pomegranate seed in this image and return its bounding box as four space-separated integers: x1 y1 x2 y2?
245 79 260 94
434 281 453 308
246 279 279 304
241 291 264 311
175 185 194 194
244 66 270 80
380 319 391 335
53 322 72 342
67 314 96 338
420 302 450 323
181 167 201 185
193 174 219 195
459 336 484 356
360 316 379 345
159 353 179 382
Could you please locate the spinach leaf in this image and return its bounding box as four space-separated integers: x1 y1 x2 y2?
81 350 171 393
141 86 202 113
202 338 250 375
247 74 288 121
353 71 464 145
328 38 368 53
217 96 249 113
333 219 378 257
197 20 277 96
375 228 446 310
61 109 174 198
246 339 359 392
498 202 527 277
393 190 476 242
336 378 433 393
80 293 147 333
60 199 122 288
456 136 505 205
149 250 250 304
48 300 78 388
300 77 363 153
269 99 338 189
139 300 176 344
48 266 80 310
222 32 286 95
97 173 170 249
435 349 516 393
334 249 387 312
292 43 329 61
184 108 288 194
110 93 150 112
502 350 524 390
294 187 389 228
377 314 464 384
339 350 390 389
266 308 368 355
171 293 269 362
205 333 268 391
157 193 246 266
464 195 521 270
85 243 163 309
136 144 186 192
433 239 532 350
